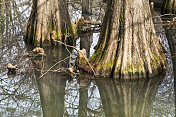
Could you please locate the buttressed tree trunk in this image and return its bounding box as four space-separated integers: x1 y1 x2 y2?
25 0 75 46
161 0 176 14
89 0 167 79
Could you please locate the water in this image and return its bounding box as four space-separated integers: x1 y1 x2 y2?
0 0 175 116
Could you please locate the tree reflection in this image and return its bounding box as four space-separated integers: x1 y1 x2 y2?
64 76 105 117
37 76 68 117
34 45 72 117
0 72 42 116
96 76 164 117
78 78 89 116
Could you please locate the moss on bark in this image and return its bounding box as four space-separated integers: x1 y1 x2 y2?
161 0 176 14
87 0 167 79
25 0 75 46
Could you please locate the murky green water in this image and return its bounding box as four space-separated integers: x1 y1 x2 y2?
0 0 175 116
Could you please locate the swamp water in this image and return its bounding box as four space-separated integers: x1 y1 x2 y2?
0 0 175 116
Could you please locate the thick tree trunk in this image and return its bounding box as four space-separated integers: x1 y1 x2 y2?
161 0 176 14
89 0 167 79
25 0 75 46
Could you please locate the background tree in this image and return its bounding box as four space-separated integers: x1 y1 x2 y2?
88 0 167 79
161 0 176 14
25 0 75 46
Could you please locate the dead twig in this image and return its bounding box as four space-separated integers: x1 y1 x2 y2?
37 56 70 80
53 39 97 77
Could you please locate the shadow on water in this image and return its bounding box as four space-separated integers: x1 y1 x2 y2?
0 0 175 116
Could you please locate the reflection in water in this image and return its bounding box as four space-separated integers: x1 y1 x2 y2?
37 76 68 117
0 0 42 116
64 79 80 116
32 44 72 117
38 75 105 117
37 74 166 117
96 77 165 117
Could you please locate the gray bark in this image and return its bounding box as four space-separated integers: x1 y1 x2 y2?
89 0 167 79
25 0 74 46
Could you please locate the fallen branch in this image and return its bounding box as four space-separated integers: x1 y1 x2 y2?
82 20 101 26
37 56 70 80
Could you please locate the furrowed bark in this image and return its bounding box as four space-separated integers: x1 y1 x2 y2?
89 0 167 79
25 0 75 46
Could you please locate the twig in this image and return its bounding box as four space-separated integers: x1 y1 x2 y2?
37 56 70 80
53 40 97 77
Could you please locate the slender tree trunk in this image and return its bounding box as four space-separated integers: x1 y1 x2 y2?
161 0 176 14
88 0 167 79
80 32 93 57
82 0 92 15
25 0 75 46
0 0 5 46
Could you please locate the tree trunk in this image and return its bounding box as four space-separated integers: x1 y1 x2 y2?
25 0 75 46
0 0 5 46
161 0 176 14
82 0 92 19
89 0 167 79
80 32 93 57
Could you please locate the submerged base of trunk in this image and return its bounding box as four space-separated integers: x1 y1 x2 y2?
77 0 167 79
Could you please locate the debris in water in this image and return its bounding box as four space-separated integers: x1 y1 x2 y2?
7 63 17 72
32 47 45 55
